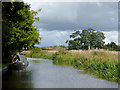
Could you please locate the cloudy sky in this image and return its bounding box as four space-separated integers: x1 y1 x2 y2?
24 0 118 47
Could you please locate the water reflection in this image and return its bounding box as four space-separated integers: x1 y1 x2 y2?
2 58 118 88
2 68 34 88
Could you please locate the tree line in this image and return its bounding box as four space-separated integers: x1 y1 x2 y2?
2 2 41 59
104 42 120 51
66 28 119 51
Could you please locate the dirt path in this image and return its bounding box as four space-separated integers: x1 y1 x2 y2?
20 51 31 55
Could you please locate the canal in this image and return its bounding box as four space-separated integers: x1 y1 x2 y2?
2 58 118 88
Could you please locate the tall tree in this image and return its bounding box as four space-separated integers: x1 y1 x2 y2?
66 30 82 50
80 29 90 50
66 28 105 50
2 2 41 58
94 31 105 49
88 28 96 49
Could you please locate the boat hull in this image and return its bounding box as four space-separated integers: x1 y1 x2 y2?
10 61 29 70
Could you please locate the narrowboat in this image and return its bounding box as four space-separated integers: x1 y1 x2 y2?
10 54 29 70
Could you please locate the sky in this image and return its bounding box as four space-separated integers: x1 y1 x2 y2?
24 0 118 47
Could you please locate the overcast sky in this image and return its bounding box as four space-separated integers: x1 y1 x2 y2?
24 1 118 47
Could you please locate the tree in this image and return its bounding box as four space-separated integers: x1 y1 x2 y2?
104 42 120 51
2 2 41 58
80 29 90 49
59 45 66 48
66 30 82 50
94 31 105 49
66 28 105 50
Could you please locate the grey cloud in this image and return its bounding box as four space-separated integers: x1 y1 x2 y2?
32 2 118 31
35 29 72 47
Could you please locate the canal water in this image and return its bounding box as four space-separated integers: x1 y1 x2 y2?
2 58 118 88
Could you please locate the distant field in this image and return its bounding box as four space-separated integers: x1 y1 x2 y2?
46 49 119 54
68 49 118 62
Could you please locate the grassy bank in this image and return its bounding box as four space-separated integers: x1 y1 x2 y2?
53 49 119 82
22 48 119 82
21 48 53 60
